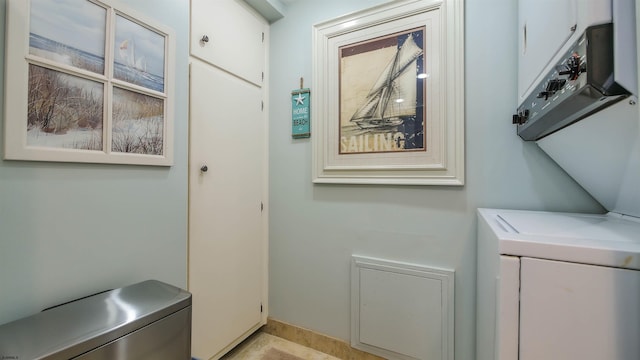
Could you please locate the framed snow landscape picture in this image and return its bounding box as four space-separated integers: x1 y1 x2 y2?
4 0 175 166
312 0 464 185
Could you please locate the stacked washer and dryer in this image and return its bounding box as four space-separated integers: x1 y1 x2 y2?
477 0 640 359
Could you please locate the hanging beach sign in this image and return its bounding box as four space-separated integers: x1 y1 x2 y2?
291 80 310 138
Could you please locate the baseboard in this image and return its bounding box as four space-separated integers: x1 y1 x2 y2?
262 317 386 360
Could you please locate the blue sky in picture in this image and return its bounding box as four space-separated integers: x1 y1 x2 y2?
30 0 106 58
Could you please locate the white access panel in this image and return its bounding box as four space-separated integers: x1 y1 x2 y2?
519 257 640 360
191 0 266 86
351 256 454 360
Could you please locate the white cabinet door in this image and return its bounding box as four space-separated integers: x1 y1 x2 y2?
189 60 266 360
519 257 640 360
518 0 576 100
191 0 266 86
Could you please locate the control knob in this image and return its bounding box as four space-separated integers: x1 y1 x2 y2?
537 79 567 100
558 52 585 81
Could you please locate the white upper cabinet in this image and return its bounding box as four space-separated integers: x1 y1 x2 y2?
191 0 267 86
517 0 615 103
518 0 577 101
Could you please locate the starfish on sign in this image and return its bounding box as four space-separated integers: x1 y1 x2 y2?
295 93 305 105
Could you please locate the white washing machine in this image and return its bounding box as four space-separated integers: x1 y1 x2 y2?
476 208 640 360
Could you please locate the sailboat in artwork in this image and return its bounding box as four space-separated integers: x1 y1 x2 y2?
119 39 147 72
350 33 423 130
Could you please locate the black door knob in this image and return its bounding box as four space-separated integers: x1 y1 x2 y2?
200 165 208 173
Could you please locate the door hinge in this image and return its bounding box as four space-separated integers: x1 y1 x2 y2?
261 101 264 111
262 32 265 43
262 72 264 81
260 303 263 313
261 202 264 211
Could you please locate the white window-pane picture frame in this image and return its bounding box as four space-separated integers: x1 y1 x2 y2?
312 0 464 185
4 0 175 166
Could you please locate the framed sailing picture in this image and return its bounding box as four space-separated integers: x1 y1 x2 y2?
4 0 175 166
312 0 465 185
339 28 426 155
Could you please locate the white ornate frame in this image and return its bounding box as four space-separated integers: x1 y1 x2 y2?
4 0 175 166
312 0 464 185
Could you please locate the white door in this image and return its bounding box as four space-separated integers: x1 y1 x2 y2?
519 257 640 360
188 60 266 359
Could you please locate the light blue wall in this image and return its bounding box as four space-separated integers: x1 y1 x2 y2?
268 0 604 359
0 0 188 325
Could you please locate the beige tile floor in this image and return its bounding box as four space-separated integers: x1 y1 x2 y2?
221 332 341 360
